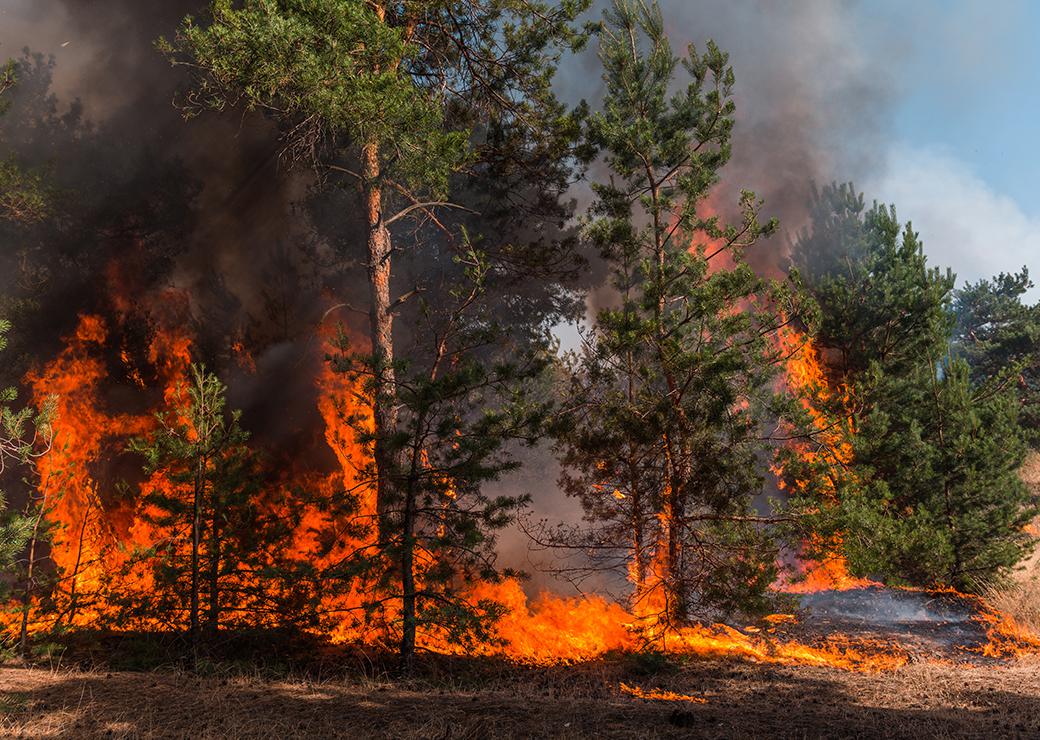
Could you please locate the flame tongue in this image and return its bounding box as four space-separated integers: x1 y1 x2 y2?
24 314 189 626
12 313 1039 673
771 327 879 594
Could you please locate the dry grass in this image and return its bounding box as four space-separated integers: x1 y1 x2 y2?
1020 451 1040 492
983 565 1040 637
981 452 1040 634
3 655 1040 738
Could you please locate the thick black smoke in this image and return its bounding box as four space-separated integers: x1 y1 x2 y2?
0 0 348 465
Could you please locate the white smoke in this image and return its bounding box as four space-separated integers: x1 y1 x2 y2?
866 144 1040 299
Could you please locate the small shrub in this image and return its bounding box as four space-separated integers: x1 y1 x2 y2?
622 650 679 676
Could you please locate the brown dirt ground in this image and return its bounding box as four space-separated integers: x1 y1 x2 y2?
2 656 1040 739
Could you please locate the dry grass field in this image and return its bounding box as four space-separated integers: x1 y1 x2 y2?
2 654 1040 739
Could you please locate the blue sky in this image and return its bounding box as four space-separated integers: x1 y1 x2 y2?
873 0 1040 208
853 0 1040 295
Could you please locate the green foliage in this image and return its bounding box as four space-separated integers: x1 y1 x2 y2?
551 0 810 623
331 243 547 652
164 0 459 192
124 364 271 632
161 0 591 192
788 182 954 378
0 318 54 586
857 360 1034 588
130 365 247 479
0 58 48 224
954 268 1040 444
786 182 1037 591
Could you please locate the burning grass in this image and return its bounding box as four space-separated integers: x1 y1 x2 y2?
980 510 1040 641
983 581 1040 640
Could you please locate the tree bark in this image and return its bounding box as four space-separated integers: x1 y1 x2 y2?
190 457 204 655
646 171 689 626
664 477 688 625
399 486 417 675
362 139 400 537
207 492 220 637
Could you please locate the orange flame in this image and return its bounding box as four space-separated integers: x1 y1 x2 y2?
773 327 876 593
620 683 707 703
13 305 1038 674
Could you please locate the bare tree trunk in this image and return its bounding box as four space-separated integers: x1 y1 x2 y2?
664 478 687 625
624 347 648 597
19 502 45 657
362 139 399 537
630 491 645 592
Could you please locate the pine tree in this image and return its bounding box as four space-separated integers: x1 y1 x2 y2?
0 325 35 564
332 243 549 672
0 59 46 224
551 0 808 627
787 183 953 379
128 364 254 652
786 183 1037 590
160 0 590 537
953 268 1040 445
840 358 1036 588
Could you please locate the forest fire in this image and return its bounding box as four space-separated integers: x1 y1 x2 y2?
4 1 1040 736
10 306 1035 676
18 313 190 630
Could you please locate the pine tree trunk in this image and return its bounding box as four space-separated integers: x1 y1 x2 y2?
650 206 696 626
207 494 220 637
646 174 688 626
362 139 399 537
665 478 687 625
190 457 204 656
399 483 417 675
631 491 645 592
624 350 648 597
